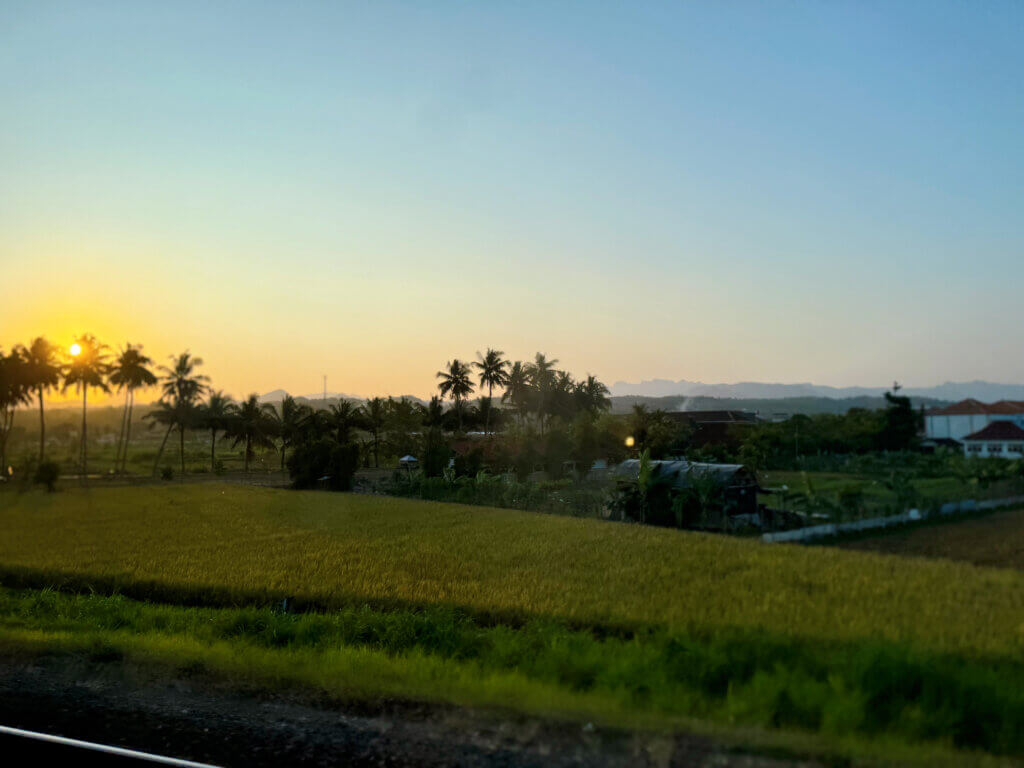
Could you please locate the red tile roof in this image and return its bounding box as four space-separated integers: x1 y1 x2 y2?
929 399 1024 416
962 421 1024 442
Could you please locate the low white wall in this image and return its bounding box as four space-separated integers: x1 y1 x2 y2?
762 495 1024 543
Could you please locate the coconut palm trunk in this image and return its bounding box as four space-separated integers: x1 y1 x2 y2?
120 392 135 473
244 435 251 473
1 409 14 475
37 387 45 462
485 383 493 434
179 425 186 475
153 424 173 475
211 428 218 472
114 388 130 473
80 386 88 482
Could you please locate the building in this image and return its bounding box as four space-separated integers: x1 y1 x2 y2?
614 458 759 516
924 399 1024 442
961 421 1024 459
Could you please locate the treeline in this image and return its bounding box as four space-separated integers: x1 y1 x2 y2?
0 337 622 489
623 390 925 470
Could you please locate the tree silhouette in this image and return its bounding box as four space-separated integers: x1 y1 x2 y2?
198 390 236 472
62 334 111 480
0 349 31 474
274 395 304 473
423 396 445 429
149 352 209 475
525 353 559 433
574 374 611 416
328 400 362 444
109 344 157 474
502 361 530 426
436 359 474 431
361 397 386 467
224 394 278 473
17 337 63 462
473 349 509 435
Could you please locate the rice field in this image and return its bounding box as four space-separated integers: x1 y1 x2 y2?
837 507 1024 570
6 485 1024 761
1 484 1023 657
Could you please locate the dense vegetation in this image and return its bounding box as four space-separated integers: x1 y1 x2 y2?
5 587 1024 762
2 485 1024 762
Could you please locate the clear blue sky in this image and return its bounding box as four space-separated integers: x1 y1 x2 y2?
2 1 1022 398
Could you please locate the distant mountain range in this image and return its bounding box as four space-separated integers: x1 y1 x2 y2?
609 379 1024 402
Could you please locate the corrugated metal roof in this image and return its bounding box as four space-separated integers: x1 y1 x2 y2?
615 459 752 488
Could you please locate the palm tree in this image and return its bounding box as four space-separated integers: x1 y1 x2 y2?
224 394 278 473
328 400 363 444
423 396 445 429
473 349 509 435
502 361 531 426
575 374 611 415
436 359 474 431
17 337 63 462
109 344 157 474
145 399 179 475
274 395 304 473
198 391 236 472
525 353 559 433
62 334 111 480
151 352 209 475
361 397 386 467
0 349 31 475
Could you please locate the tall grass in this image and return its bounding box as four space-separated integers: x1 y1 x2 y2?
5 587 1024 758
1 485 1023 656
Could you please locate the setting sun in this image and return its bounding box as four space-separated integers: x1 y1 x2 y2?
69 343 81 357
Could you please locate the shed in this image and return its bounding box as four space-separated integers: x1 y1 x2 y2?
614 459 759 516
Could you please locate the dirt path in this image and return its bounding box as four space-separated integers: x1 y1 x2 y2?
0 657 825 768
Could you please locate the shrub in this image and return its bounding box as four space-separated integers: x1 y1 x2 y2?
160 466 174 481
287 437 359 491
420 428 451 478
32 461 60 492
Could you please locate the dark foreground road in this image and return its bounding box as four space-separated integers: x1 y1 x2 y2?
0 657 822 768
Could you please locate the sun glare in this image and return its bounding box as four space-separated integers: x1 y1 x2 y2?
69 342 82 357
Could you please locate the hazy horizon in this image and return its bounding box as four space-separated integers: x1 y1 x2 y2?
5 1 1024 400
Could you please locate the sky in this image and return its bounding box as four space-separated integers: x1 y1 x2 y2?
2 1 1023 403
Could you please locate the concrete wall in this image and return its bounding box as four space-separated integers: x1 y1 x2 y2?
763 495 1024 543
963 441 1024 459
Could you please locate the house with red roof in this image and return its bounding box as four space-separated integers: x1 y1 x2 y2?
961 421 1024 458
925 399 1024 453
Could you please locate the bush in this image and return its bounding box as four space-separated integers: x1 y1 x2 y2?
420 428 451 478
32 461 60 492
287 437 359 491
160 466 174 481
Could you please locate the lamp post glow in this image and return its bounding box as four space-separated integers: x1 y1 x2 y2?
625 436 635 448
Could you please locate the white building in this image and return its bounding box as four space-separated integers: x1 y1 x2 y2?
961 421 1024 458
925 399 1024 442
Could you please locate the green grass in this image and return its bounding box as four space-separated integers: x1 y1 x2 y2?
2 587 1021 765
3 484 1024 762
